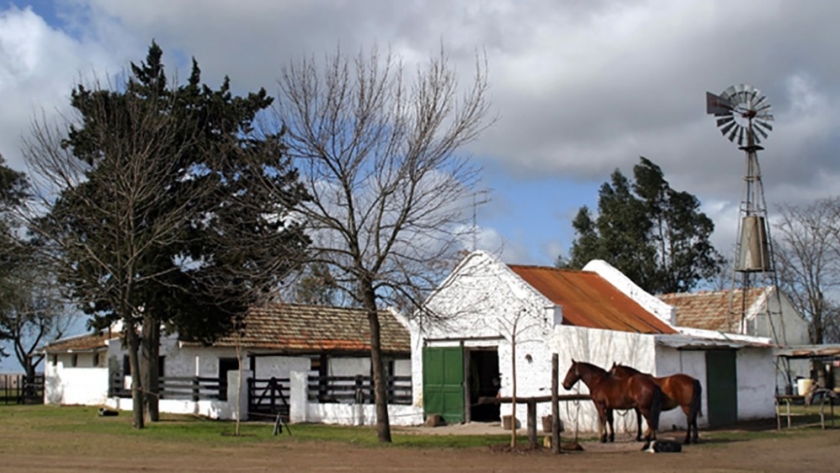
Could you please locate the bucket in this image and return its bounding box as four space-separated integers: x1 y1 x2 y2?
797 378 814 396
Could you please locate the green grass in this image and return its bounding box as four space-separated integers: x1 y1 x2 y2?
2 404 833 451
0 404 528 449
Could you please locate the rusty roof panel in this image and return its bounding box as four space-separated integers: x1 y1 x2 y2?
660 288 763 333
508 265 675 334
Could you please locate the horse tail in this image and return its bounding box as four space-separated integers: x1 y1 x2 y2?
649 383 663 433
691 378 703 419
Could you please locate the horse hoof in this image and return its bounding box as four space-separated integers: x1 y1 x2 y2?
600 437 607 443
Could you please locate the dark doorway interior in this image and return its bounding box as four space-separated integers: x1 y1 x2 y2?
468 349 500 422
218 358 239 401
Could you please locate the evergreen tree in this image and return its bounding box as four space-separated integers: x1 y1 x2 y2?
29 42 310 427
560 157 723 294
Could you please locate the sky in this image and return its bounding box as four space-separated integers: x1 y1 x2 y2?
2 1 840 368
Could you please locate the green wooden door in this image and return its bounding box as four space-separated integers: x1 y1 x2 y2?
706 350 738 427
423 346 465 423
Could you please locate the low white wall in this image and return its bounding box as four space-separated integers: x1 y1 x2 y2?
288 370 422 426
44 355 109 406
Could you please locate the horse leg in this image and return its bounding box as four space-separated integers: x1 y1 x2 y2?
606 409 615 442
635 408 643 442
639 407 660 442
596 404 608 443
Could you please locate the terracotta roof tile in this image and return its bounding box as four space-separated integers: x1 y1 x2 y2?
508 265 676 334
660 288 764 332
43 331 119 353
206 304 410 354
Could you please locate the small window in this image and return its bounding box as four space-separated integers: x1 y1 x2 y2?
51 355 58 366
71 354 78 367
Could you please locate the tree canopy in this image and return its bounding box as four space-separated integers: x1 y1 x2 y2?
559 157 724 294
25 42 310 427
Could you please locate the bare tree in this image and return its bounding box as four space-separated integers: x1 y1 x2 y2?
0 247 71 387
23 82 203 428
773 198 840 344
496 303 546 448
275 45 492 442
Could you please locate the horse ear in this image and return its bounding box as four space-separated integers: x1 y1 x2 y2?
571 358 576 364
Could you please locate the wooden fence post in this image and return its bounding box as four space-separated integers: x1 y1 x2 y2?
551 353 560 454
192 377 200 402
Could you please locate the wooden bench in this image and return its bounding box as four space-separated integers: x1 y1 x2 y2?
775 390 836 430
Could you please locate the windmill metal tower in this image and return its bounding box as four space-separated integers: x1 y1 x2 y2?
705 85 786 344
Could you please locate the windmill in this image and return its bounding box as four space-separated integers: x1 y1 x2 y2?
705 84 786 345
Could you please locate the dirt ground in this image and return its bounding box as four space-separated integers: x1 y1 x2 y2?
2 422 839 473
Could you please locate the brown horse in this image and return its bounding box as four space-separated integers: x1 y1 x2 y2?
562 360 663 444
609 362 703 444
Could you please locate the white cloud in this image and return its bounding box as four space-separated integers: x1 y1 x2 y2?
0 6 131 170
4 0 840 268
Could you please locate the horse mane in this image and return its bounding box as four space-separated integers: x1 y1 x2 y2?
576 360 607 375
612 362 642 375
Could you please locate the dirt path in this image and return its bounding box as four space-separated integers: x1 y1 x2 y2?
2 425 839 473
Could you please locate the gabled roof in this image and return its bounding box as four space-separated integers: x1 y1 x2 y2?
202 303 410 355
46 304 410 356
660 288 767 333
508 265 676 334
43 331 119 353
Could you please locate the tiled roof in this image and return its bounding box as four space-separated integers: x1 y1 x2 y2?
660 288 765 332
205 304 410 355
508 265 676 334
43 331 119 353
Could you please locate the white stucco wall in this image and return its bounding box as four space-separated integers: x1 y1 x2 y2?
330 357 369 376
254 356 311 380
551 325 658 436
412 251 555 411
44 352 110 406
736 348 776 419
654 347 708 429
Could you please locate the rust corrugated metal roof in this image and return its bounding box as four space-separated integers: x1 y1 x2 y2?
205 304 410 355
508 265 676 334
43 331 119 353
660 288 764 333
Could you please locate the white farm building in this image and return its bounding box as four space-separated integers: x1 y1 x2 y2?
42 304 421 426
411 251 776 435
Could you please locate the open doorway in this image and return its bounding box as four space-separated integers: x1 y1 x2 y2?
468 348 500 422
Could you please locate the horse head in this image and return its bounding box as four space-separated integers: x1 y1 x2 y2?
562 359 580 390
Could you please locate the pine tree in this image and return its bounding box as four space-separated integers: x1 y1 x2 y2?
560 157 723 294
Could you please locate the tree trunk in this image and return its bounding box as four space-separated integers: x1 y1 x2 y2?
125 322 145 429
140 314 160 422
510 332 517 448
362 282 391 443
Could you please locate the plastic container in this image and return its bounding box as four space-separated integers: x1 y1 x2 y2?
797 378 814 396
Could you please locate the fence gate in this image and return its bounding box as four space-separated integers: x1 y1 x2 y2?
248 377 290 422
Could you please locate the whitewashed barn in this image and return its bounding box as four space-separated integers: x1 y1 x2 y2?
411 251 776 436
42 304 421 425
662 288 811 393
